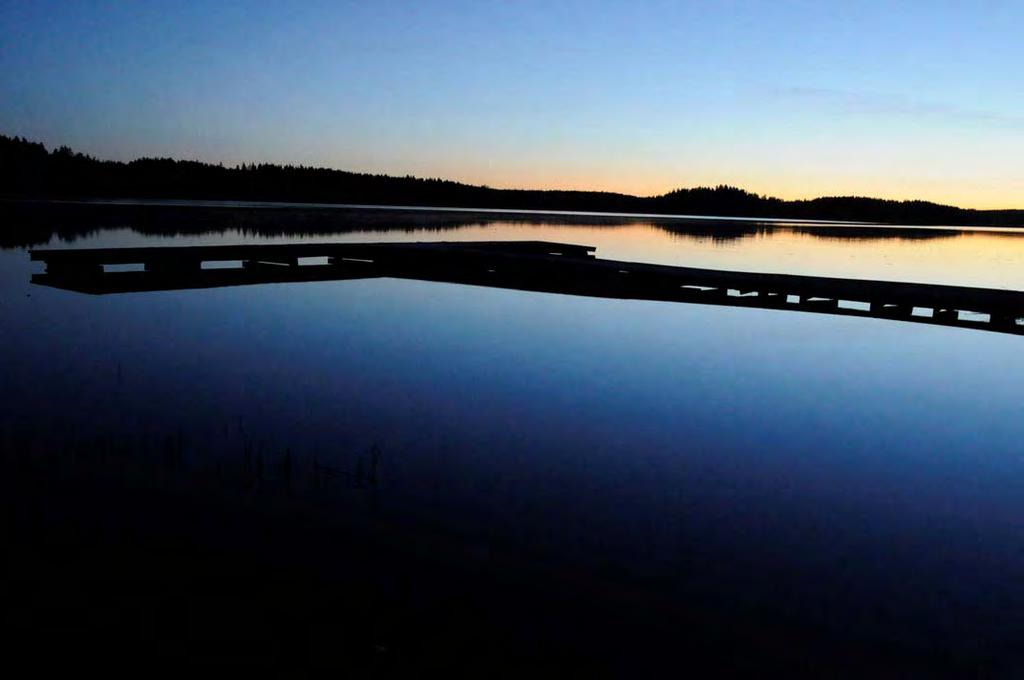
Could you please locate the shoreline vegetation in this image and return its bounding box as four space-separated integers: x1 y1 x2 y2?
3 134 1022 227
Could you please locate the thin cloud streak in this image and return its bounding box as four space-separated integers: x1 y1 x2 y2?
775 86 1024 129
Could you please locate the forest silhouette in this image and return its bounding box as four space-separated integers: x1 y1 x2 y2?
2 134 1021 226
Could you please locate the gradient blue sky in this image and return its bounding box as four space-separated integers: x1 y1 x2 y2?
2 1 1022 207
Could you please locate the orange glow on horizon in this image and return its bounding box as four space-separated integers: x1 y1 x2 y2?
437 174 1022 212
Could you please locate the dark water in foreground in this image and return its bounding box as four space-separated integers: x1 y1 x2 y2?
3 210 1024 661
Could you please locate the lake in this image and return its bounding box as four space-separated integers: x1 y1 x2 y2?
3 204 1024 667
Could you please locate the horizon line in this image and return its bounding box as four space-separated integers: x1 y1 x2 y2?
6 132 1023 214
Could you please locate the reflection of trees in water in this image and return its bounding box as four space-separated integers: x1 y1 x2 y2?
3 200 1019 250
660 224 1008 244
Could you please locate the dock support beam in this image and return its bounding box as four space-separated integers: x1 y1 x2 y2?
146 259 201 273
47 262 102 276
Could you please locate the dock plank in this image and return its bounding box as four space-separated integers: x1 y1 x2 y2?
29 240 1024 336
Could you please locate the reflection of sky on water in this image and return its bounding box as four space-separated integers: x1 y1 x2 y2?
22 219 1024 290
3 221 1024 642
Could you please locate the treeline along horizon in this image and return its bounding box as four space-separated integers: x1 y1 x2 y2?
1 134 1020 226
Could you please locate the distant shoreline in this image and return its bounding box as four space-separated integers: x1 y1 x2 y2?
7 196 1024 234
5 195 881 226
4 134 1023 228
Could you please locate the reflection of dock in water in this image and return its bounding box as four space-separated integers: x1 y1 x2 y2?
30 240 1024 336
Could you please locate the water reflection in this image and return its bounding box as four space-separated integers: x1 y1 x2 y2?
3 208 1024 669
0 203 982 249
6 202 1024 289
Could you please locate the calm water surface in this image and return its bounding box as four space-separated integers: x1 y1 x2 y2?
3 213 1023 649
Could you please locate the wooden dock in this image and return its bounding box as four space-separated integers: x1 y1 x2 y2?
29 240 1024 335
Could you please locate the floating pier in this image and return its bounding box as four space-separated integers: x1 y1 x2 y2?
29 240 1024 335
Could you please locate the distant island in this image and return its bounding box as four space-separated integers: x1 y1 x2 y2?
2 134 1022 226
